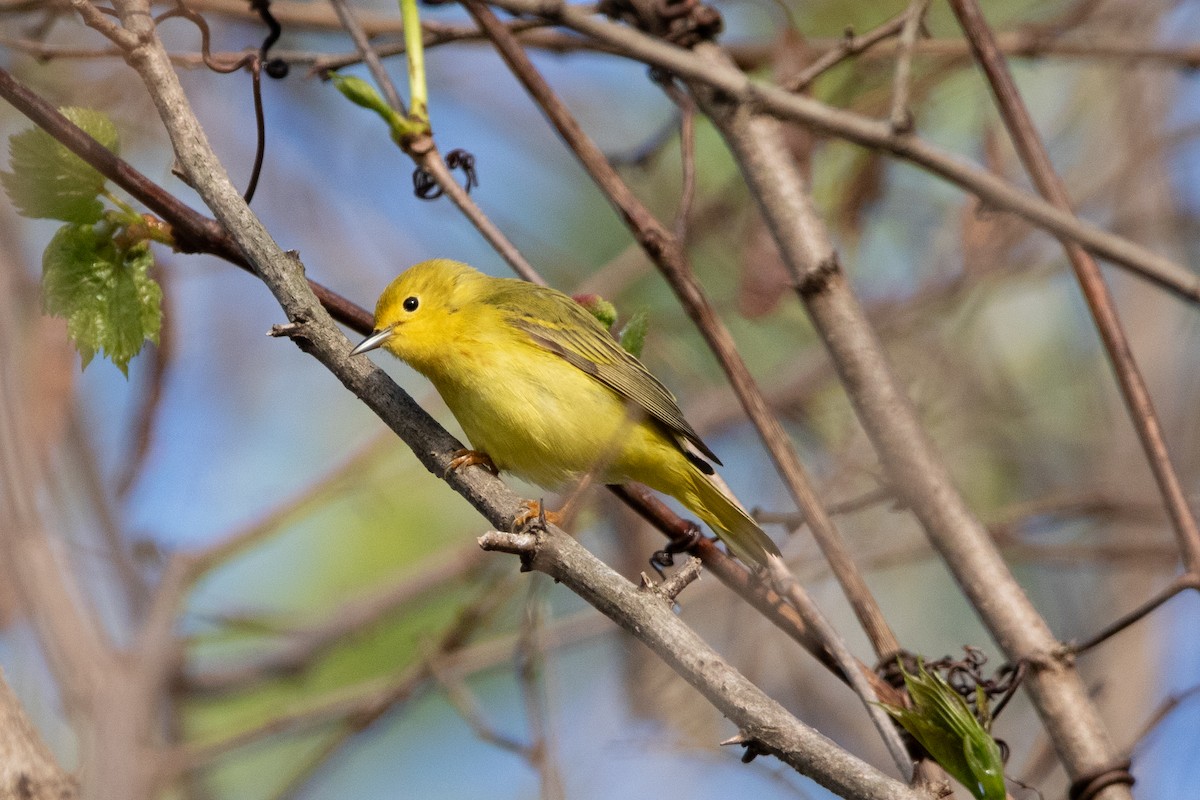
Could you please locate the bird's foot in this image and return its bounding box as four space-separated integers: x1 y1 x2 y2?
446 449 498 478
513 498 563 531
650 522 703 577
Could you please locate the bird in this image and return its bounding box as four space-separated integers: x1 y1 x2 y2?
350 259 781 568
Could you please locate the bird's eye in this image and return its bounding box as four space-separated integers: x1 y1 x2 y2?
403 296 419 312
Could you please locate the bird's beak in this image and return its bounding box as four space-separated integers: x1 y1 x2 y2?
350 327 393 356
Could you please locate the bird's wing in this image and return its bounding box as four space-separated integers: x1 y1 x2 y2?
494 283 722 468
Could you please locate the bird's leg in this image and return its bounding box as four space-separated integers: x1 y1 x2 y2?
650 521 703 577
513 498 564 530
445 448 498 478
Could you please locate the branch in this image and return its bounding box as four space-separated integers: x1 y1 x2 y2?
477 527 922 800
321 0 545 283
482 0 1200 305
786 13 910 92
184 540 488 694
887 0 929 133
946 0 1200 573
686 37 1132 800
0 668 78 800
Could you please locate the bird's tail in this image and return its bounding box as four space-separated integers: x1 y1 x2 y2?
677 467 781 568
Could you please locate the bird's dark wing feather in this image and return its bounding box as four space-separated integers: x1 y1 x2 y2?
489 280 721 467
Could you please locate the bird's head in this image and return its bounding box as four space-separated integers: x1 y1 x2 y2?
350 259 484 367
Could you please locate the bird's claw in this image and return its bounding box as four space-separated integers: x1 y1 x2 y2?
513 498 563 532
649 522 703 577
445 449 498 479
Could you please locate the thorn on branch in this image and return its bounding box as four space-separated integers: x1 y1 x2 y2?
719 730 768 763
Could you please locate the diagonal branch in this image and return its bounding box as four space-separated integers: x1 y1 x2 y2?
786 12 910 92
0 66 370 331
946 0 1200 574
478 527 922 800
887 0 928 133
686 35 1132 800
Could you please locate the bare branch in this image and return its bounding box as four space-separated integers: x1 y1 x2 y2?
764 557 912 778
483 0 1200 305
185 540 488 694
0 668 78 800
946 0 1200 572
888 0 929 133
478 528 923 800
786 14 910 92
686 35 1132 800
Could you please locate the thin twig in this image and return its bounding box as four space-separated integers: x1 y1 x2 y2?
174 575 516 775
430 661 529 755
888 0 929 133
184 540 489 694
516 580 566 800
1127 683 1200 756
763 557 912 778
180 435 392 582
327 0 405 112
947 0 1200 574
1064 573 1200 656
17 21 1200 74
411 146 546 284
66 411 150 614
786 13 909 92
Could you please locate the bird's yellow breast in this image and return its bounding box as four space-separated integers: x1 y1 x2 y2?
422 315 652 488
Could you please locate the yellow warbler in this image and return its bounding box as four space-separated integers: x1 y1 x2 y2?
351 259 780 567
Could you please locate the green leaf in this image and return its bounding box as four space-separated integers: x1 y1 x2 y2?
42 223 162 374
2 108 118 223
618 311 648 358
880 661 1006 800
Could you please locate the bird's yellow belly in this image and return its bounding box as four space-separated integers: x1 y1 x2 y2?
430 344 653 490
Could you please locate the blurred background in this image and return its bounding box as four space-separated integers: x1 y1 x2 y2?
2 0 1199 796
